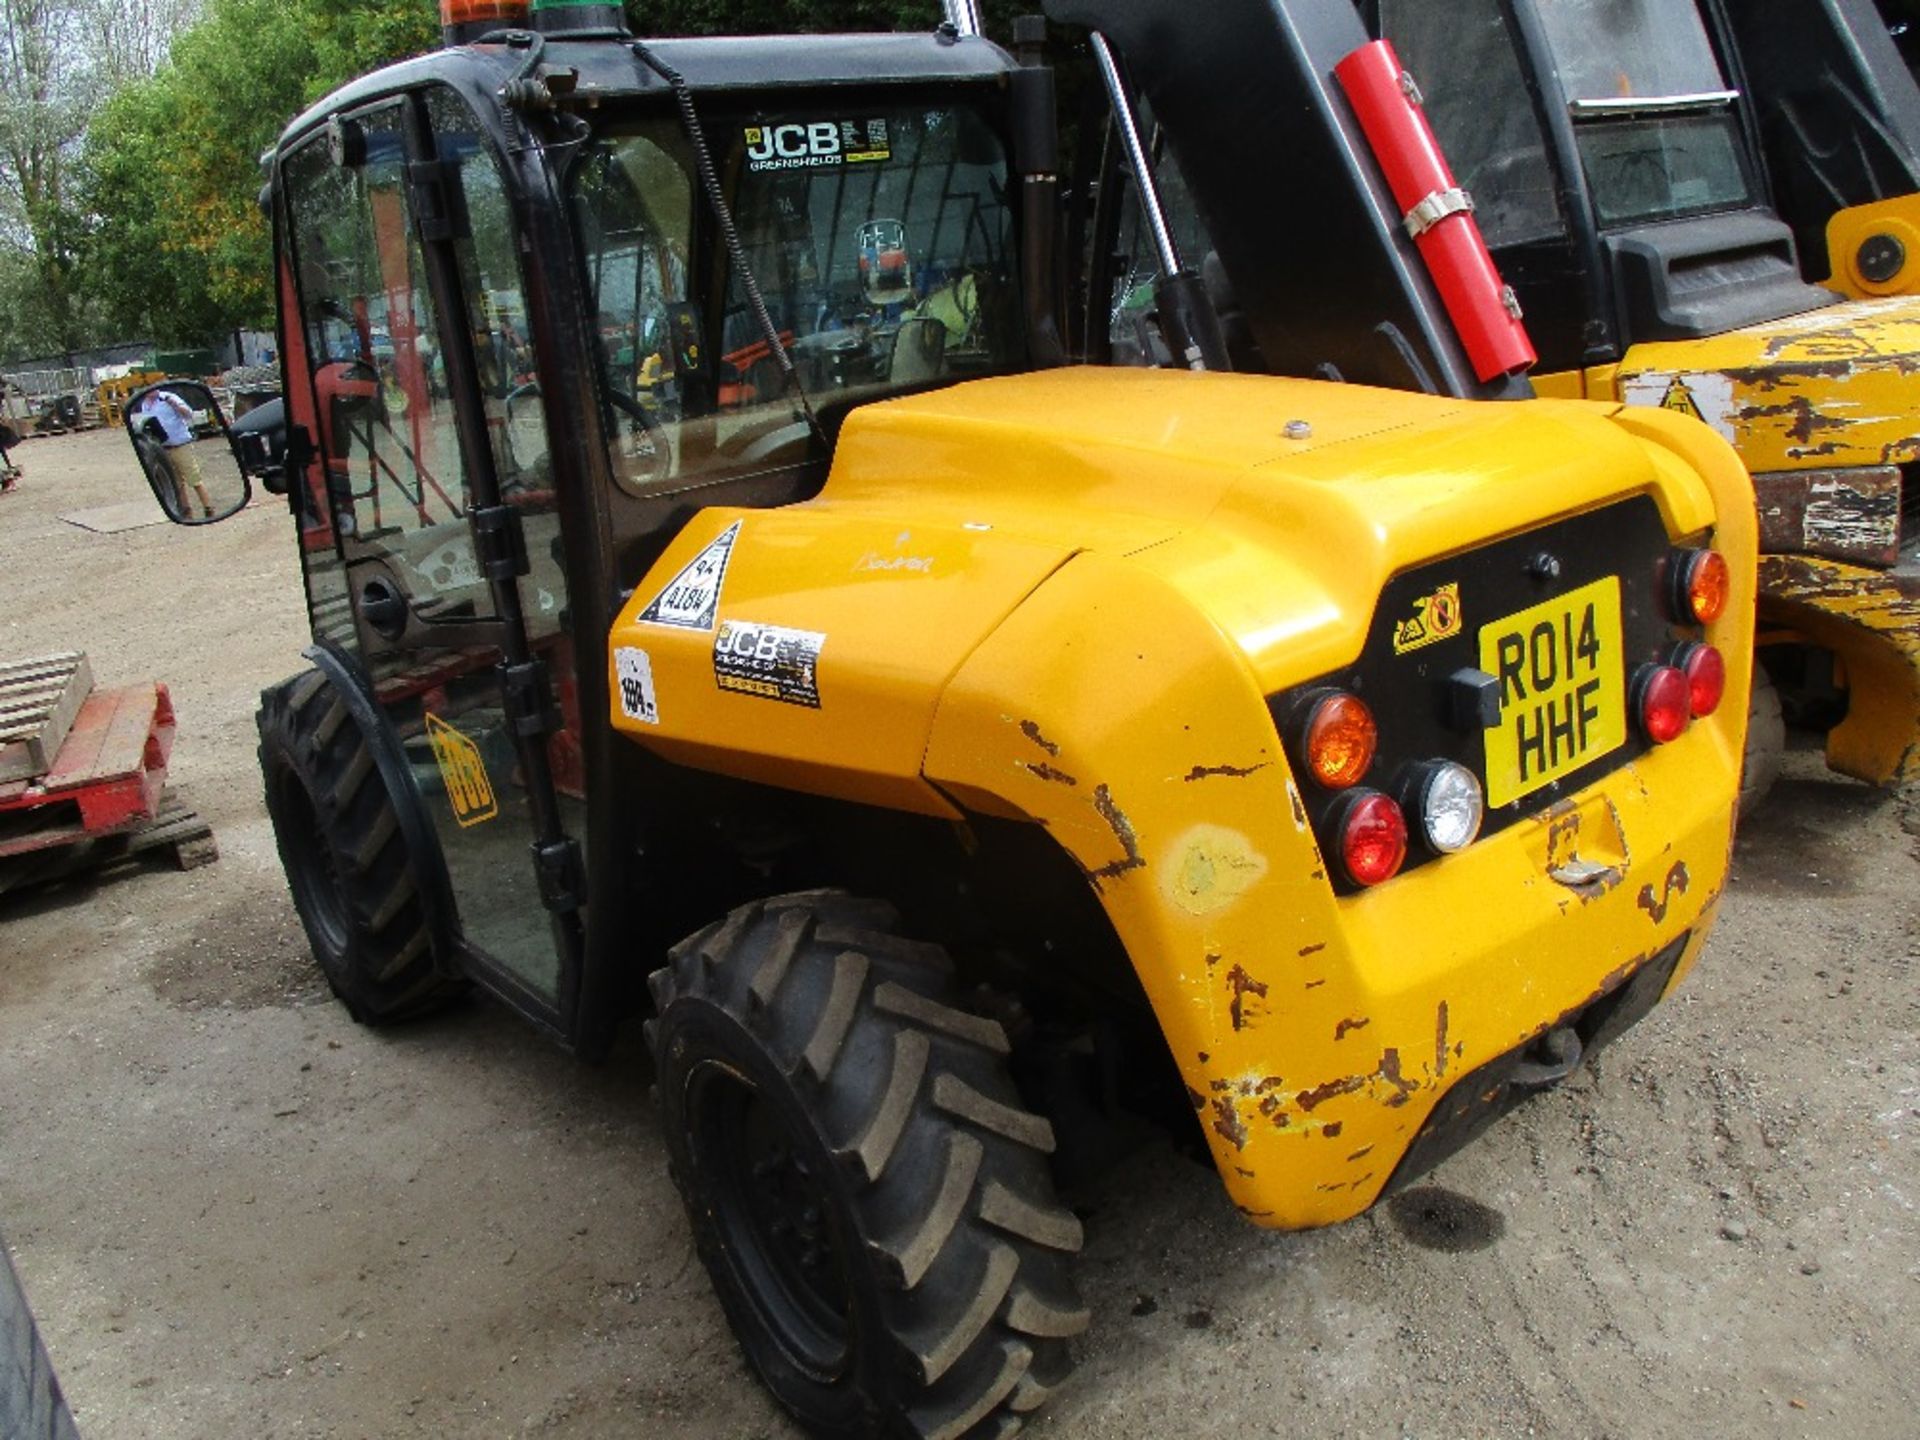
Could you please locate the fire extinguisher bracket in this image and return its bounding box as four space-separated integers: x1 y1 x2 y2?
1404 186 1474 239
1332 38 1538 382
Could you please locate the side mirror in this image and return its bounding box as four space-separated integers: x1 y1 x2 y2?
123 380 253 525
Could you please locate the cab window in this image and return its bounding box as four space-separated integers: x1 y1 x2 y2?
1529 0 1756 227
1379 0 1564 247
569 103 1021 496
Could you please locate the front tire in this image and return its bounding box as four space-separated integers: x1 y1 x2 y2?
257 669 462 1024
648 893 1087 1439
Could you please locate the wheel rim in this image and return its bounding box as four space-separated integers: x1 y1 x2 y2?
687 1059 853 1381
275 772 352 957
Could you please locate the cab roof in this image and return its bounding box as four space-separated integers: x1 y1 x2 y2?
279 30 1015 155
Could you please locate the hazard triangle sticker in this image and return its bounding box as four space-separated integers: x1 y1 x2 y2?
638 520 741 631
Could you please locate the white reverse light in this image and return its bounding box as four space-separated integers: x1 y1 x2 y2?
1418 761 1485 855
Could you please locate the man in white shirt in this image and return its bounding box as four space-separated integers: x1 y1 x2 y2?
134 389 215 519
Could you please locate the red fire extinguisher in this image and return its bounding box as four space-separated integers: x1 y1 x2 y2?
1333 40 1537 383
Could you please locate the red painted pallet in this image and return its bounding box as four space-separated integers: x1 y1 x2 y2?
0 682 176 859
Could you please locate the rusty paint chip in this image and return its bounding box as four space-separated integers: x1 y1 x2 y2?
1636 860 1691 924
1226 964 1270 1032
1185 1085 1207 1112
1023 761 1079 786
1081 784 1147 890
1322 1121 1344 1139
1211 1096 1249 1151
1434 1001 1450 1080
1183 761 1271 782
1019 719 1061 756
1299 941 1327 957
1334 1016 1370 1042
1297 1075 1368 1111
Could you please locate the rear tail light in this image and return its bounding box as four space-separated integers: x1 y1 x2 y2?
1408 761 1485 855
1302 692 1378 790
1632 663 1691 743
1334 790 1408 887
1673 642 1726 718
1668 548 1730 625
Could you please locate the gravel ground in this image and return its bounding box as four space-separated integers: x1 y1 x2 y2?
1 428 1916 1439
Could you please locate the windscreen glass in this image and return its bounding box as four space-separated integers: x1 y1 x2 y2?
1534 0 1727 101
1531 0 1756 226
569 101 1020 495
1380 0 1564 247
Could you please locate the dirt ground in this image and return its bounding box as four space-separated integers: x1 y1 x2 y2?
1 427 1916 1439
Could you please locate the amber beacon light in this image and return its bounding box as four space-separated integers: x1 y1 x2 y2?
441 0 529 45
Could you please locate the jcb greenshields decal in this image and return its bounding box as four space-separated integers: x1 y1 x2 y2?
744 119 892 173
1393 581 1464 655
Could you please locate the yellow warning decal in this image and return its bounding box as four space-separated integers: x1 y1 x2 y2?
425 712 499 828
1393 581 1464 655
1660 375 1701 420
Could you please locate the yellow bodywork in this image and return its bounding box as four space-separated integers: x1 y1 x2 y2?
607 367 1754 1228
1541 287 1920 785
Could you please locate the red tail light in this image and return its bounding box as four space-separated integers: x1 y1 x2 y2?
1633 663 1691 744
1336 790 1408 887
1674 642 1726 718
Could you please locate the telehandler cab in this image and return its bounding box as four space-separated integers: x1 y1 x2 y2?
1331 0 1920 795
153 0 1753 1432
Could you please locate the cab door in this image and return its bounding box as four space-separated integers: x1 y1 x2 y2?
279 88 586 1027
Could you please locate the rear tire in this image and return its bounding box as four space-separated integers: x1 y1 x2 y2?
647 893 1086 1439
257 668 462 1024
1740 667 1786 817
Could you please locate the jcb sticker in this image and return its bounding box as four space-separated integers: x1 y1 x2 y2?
615 647 660 727
744 118 892 173
424 713 499 828
1393 582 1464 655
639 520 741 631
713 620 825 709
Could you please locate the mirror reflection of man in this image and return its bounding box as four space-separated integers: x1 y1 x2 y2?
136 389 216 519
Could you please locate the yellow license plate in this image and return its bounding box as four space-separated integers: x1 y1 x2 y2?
1479 576 1627 808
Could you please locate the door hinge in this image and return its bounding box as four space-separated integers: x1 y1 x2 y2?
406 158 471 244
498 657 561 739
469 503 530 582
532 836 586 913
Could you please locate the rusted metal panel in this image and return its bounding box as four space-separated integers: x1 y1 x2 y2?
1752 467 1902 566
1757 555 1920 784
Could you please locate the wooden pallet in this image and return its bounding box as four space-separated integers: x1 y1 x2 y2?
0 789 215 897
0 653 94 784
0 682 175 853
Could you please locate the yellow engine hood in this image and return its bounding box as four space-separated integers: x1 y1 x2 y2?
828 368 1721 688
607 368 1741 813
1616 294 1920 472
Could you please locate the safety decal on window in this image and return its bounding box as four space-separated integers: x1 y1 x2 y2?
1392 581 1464 655
424 712 500 827
713 620 825 709
743 119 892 173
639 520 741 631
615 647 660 727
